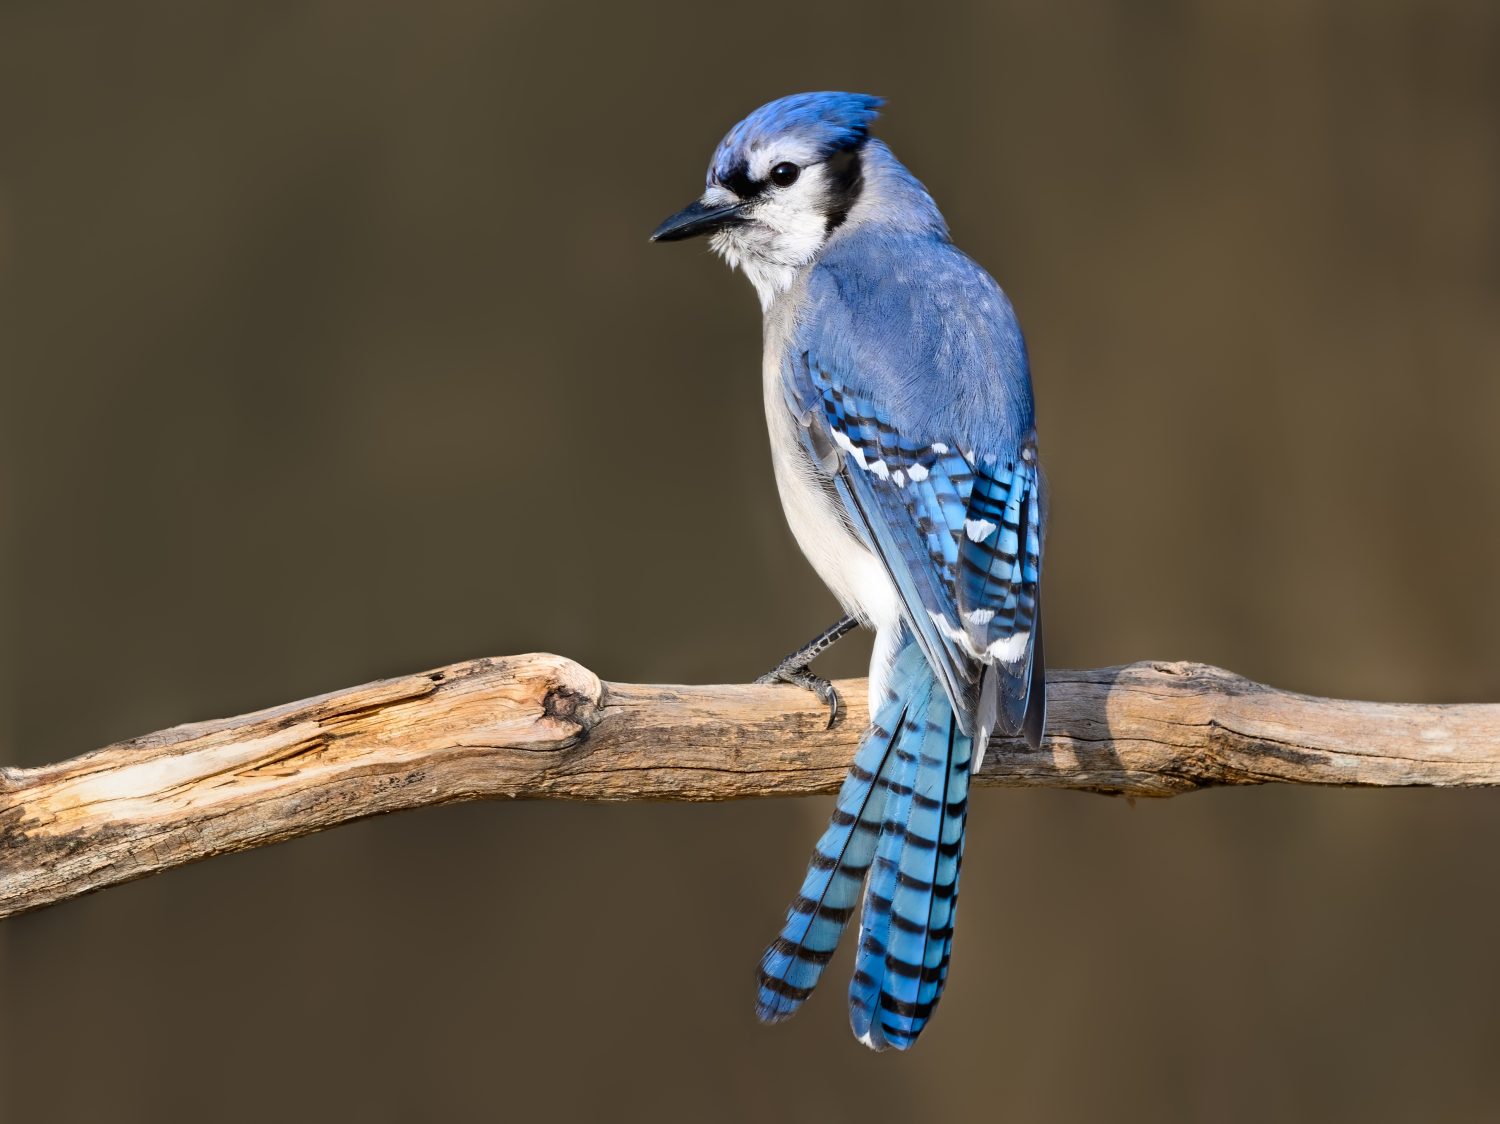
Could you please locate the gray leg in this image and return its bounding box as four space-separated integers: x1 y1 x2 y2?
755 615 860 728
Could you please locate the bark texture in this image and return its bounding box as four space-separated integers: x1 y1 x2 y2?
3 654 1497 919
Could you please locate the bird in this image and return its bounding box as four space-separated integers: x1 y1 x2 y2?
652 92 1045 1051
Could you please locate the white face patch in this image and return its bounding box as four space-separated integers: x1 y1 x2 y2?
701 183 739 208
708 156 845 309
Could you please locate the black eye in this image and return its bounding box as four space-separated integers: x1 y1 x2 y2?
769 162 800 188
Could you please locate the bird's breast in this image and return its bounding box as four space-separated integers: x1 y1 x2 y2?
760 340 901 633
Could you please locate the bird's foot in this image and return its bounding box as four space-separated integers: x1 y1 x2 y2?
754 616 859 729
755 662 841 729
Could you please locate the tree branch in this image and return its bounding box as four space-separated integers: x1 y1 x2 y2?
3 653 1498 919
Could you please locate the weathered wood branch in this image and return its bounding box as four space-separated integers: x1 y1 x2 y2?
3 654 1498 920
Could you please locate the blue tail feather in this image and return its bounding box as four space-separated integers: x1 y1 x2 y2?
756 641 975 1051
881 715 972 1046
874 700 951 1035
755 685 908 1022
847 694 924 1044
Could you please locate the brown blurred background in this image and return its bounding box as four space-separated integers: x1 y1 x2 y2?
3 2 1500 1121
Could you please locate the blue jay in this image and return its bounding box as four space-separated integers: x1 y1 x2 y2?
652 93 1045 1051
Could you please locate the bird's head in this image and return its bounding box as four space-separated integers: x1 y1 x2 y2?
651 92 883 303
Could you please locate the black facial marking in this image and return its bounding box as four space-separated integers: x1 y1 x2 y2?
719 161 765 201
823 142 865 233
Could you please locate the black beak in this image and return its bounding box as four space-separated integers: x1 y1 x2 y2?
650 199 747 243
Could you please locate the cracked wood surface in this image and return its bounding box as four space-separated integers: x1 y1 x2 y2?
3 653 1499 920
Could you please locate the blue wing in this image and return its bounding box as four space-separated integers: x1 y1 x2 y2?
782 231 1045 746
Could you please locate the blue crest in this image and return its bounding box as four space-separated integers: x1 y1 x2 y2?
711 92 883 186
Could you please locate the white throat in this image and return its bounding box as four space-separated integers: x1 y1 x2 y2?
706 157 841 311
710 234 801 310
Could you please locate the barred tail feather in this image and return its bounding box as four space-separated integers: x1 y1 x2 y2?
848 692 925 1044
850 647 973 1051
754 678 911 1023
756 642 975 1051
884 714 971 1045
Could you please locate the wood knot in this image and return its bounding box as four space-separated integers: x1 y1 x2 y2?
543 684 588 724
534 665 604 749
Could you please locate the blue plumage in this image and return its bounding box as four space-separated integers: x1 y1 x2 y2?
710 92 883 189
755 684 905 1022
654 91 1046 1050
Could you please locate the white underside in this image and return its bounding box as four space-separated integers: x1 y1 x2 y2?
761 344 904 712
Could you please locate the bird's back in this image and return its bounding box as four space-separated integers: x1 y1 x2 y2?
787 217 1035 460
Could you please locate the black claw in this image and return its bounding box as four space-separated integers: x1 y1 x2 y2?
816 680 840 729
755 616 858 730
757 662 841 729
